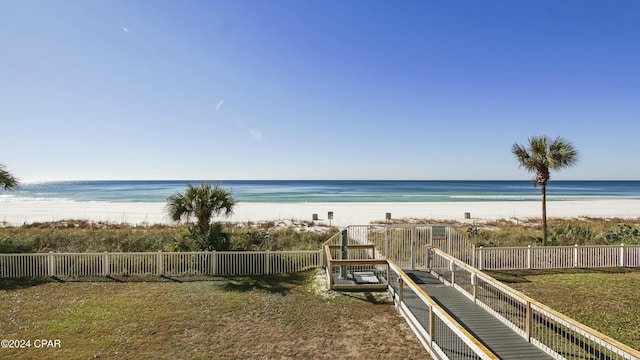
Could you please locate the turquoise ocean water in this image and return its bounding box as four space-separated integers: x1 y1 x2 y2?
2 180 640 203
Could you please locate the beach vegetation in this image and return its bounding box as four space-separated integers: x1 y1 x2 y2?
166 183 237 251
462 217 640 246
0 220 337 253
0 163 19 190
512 136 579 245
166 183 236 232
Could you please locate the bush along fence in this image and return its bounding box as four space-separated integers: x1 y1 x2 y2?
0 250 321 278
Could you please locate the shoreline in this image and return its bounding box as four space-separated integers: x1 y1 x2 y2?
1 199 640 227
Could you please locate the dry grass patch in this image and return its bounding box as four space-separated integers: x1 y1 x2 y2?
487 268 640 350
0 270 427 359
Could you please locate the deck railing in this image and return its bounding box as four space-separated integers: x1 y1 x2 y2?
323 244 389 290
387 260 498 360
475 244 640 270
0 250 321 278
429 247 640 360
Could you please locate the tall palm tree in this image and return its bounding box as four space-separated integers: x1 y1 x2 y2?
512 136 579 245
0 164 19 190
166 183 236 232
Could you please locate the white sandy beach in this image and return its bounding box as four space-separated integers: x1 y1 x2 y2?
1 199 639 227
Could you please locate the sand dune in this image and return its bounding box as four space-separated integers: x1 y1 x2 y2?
1 199 639 227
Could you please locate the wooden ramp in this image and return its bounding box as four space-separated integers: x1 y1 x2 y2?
404 270 552 360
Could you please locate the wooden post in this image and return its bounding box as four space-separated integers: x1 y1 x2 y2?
265 250 270 275
620 244 626 267
478 246 483 271
527 245 532 270
573 244 579 268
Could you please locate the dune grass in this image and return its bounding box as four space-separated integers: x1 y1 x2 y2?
0 220 338 253
0 270 427 359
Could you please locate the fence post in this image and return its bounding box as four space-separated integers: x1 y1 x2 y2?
103 252 110 277
156 252 163 275
411 231 416 270
428 305 435 342
398 277 404 304
340 229 348 278
478 246 483 271
265 250 270 275
573 244 579 268
384 226 389 259
620 244 626 267
449 260 456 286
447 226 452 255
525 301 532 342
48 252 55 277
471 272 477 302
471 244 475 269
527 245 532 270
210 251 217 276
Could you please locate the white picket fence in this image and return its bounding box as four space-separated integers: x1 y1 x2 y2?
0 250 321 278
475 244 640 271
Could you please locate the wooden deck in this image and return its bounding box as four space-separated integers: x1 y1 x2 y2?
404 270 552 359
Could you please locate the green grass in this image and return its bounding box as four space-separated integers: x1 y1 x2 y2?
486 268 640 350
0 270 427 359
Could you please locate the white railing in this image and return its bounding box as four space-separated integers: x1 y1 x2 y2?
387 260 498 360
476 244 640 270
429 247 640 360
323 240 498 358
0 250 321 278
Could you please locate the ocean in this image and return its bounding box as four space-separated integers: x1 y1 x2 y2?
2 180 640 203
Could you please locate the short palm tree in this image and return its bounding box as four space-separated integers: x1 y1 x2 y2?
166 183 236 232
512 136 579 245
0 164 19 190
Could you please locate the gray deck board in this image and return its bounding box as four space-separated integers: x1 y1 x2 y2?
404 270 552 360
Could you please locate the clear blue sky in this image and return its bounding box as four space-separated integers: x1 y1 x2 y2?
2 0 639 181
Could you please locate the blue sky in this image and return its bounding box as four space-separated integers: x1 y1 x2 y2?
1 1 639 181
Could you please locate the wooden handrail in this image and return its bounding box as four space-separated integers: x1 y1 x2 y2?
431 247 640 357
387 259 499 360
327 244 375 249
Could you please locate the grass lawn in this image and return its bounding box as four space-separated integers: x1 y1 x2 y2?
486 268 640 351
0 270 427 359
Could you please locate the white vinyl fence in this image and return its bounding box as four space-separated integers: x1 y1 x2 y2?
0 250 321 278
475 244 640 271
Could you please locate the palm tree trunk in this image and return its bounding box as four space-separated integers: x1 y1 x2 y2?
541 184 547 246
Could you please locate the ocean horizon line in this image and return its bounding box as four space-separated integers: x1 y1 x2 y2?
4 180 640 204
17 179 640 184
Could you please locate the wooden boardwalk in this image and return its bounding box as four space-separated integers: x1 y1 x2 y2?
404 270 552 360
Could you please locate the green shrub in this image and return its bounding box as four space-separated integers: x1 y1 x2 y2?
595 224 640 245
